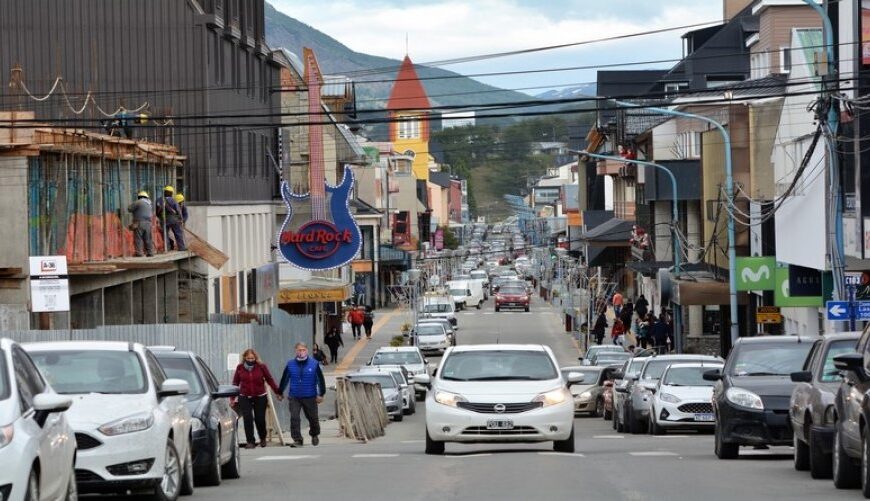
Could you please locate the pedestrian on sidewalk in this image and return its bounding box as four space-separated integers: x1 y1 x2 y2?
611 318 626 346
635 294 649 320
636 313 653 349
650 313 672 354
324 327 344 364
592 311 608 345
363 306 375 339
279 343 326 447
232 348 283 449
312 343 328 366
619 301 634 335
347 304 364 340
611 291 624 317
127 191 155 257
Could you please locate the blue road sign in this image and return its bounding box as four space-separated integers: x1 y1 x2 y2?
856 301 870 321
827 301 852 321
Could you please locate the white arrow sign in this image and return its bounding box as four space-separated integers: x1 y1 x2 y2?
829 304 847 317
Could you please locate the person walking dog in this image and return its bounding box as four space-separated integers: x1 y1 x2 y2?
279 343 326 447
232 349 283 448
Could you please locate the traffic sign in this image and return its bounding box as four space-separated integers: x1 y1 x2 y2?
856 301 870 321
756 306 782 324
827 301 851 321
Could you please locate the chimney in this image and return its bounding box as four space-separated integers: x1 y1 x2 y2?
723 0 754 20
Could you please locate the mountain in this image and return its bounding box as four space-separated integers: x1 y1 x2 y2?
535 84 597 100
264 3 530 113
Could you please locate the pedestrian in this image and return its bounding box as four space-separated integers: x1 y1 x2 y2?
324 326 344 364
592 311 608 345
312 343 328 365
127 191 155 257
347 304 364 340
156 185 186 251
619 301 634 336
611 318 626 346
279 342 326 447
635 294 649 320
650 313 672 354
363 306 375 339
231 348 283 449
636 313 652 349
611 291 624 317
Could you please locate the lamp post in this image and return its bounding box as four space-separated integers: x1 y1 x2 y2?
579 150 683 352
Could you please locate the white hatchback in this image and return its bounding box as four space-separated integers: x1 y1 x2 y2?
0 338 76 501
422 344 580 454
649 362 724 434
25 341 193 500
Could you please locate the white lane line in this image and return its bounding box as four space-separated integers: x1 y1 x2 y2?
593 435 625 439
257 455 318 461
401 440 425 444
538 452 586 457
629 451 677 457
653 435 691 438
352 453 400 458
445 453 493 458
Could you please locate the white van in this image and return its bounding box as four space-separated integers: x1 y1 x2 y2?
469 270 489 299
448 279 484 310
420 295 458 329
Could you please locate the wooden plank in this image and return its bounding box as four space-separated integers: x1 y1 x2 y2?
0 268 22 277
185 227 229 269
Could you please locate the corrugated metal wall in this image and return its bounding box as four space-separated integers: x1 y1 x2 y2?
0 0 281 204
4 315 313 427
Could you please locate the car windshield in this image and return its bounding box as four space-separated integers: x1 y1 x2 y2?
440 350 558 381
820 339 858 382
0 352 8 401
626 360 645 378
642 359 713 381
449 289 466 296
416 324 445 337
597 354 631 365
372 351 423 366
30 350 147 394
349 374 396 389
561 368 601 384
729 341 814 376
662 366 721 387
422 304 451 313
471 272 486 279
155 356 204 400
500 287 525 295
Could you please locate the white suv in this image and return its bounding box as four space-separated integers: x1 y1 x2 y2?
26 341 194 500
422 344 580 455
0 338 77 501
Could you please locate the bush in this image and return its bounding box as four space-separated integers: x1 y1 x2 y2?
390 335 406 347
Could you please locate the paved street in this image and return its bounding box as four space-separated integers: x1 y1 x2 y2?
117 296 864 501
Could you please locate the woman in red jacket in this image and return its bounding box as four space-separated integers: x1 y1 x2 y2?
232 348 283 448
611 318 626 346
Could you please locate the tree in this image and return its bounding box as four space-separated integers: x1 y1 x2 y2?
440 225 460 250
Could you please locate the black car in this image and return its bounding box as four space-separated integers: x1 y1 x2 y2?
706 336 813 459
152 348 241 486
830 325 870 494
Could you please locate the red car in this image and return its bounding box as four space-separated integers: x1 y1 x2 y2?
494 285 530 312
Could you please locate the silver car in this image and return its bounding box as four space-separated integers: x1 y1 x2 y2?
345 372 405 422
417 318 456 346
368 347 430 400
358 365 416 416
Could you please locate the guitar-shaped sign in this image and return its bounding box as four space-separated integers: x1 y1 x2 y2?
278 48 362 271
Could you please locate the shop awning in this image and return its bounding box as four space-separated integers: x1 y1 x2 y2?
580 218 632 246
278 278 352 303
672 277 749 306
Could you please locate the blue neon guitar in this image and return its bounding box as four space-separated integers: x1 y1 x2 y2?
278 48 361 270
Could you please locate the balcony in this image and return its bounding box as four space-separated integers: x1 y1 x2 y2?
613 201 636 222
596 159 636 178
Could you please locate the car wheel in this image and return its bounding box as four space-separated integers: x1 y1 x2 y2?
476 301 482 310
862 428 870 498
524 306 530 312
180 442 195 496
714 423 738 460
809 426 833 479
409 397 417 415
64 461 78 501
221 428 241 480
24 467 38 501
616 407 625 433
793 430 810 471
553 425 575 453
201 432 222 486
425 428 445 455
594 398 604 418
495 306 500 312
834 427 860 488
649 412 664 436
394 412 404 422
153 439 182 501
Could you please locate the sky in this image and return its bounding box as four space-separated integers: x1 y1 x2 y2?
269 0 725 96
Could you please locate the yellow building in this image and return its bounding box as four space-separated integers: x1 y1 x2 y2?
387 55 431 181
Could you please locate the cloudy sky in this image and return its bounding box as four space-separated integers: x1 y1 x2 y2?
270 0 725 95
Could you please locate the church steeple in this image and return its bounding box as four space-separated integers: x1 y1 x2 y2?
386 56 431 111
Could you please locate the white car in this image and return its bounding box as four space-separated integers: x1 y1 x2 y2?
26 341 194 500
649 362 724 434
420 296 458 330
422 344 580 455
368 347 430 400
412 323 451 355
0 338 77 501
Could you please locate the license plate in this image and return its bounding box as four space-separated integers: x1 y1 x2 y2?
486 419 514 430
694 413 714 422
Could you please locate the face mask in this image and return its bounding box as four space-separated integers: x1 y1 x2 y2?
244 361 255 369
296 355 308 362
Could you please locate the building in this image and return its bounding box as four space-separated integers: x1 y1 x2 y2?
386 56 433 182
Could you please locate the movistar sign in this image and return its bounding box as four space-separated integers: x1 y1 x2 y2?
736 256 775 291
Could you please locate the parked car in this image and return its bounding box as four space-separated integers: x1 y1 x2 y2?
612 357 647 431
358 365 416 415
706 336 813 460
830 325 870 493
416 318 456 346
345 372 404 421
0 338 77 501
560 366 618 417
648 362 724 434
26 341 194 499
368 347 430 400
789 333 859 479
581 345 626 367
422 344 579 455
595 352 632 368
420 296 458 329
621 354 723 434
151 348 241 486
494 284 530 312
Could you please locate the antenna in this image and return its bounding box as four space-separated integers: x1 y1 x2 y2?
405 32 409 56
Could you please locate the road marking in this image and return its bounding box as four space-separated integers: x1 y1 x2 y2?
629 451 677 457
334 309 401 373
352 453 400 458
538 452 586 457
257 455 318 461
401 440 425 444
444 453 493 458
593 435 625 439
653 435 691 438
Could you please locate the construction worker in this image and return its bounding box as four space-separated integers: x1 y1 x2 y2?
156 185 186 251
174 193 189 224
127 191 155 257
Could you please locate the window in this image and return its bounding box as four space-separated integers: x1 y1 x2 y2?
29 350 148 395
397 118 421 139
197 357 220 392
663 81 688 98
780 47 792 74
145 351 167 389
155 355 204 400
676 131 701 158
751 51 770 79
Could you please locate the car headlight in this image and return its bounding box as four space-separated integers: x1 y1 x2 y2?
434 390 467 407
98 412 155 436
824 404 836 425
190 417 205 433
725 387 764 410
533 387 570 407
659 393 681 404
578 391 593 402
0 424 13 449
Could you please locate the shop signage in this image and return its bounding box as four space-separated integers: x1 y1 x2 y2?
254 263 279 304
29 256 70 312
774 263 822 307
278 287 350 303
735 256 775 291
756 305 782 324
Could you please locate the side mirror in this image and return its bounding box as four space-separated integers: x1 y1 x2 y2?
790 371 813 383
212 384 240 399
577 357 584 362
565 372 585 385
158 378 190 398
414 373 431 388
32 392 73 427
703 369 723 381
615 386 628 393
612 371 625 380
833 353 863 373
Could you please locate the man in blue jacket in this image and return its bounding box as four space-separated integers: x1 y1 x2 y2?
279 342 326 447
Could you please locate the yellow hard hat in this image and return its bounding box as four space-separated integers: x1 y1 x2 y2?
164 185 175 194
137 191 149 198
174 194 184 203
